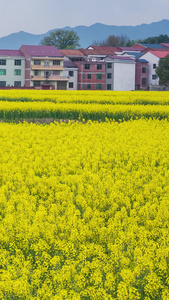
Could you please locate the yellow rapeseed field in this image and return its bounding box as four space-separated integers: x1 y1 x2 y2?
0 90 169 299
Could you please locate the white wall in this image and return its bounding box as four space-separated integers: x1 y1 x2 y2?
0 56 25 87
63 68 78 90
139 52 159 85
113 61 135 91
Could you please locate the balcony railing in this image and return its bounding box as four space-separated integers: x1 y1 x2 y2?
31 65 64 70
31 75 69 81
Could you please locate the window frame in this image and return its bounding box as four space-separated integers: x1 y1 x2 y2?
107 63 112 68
97 73 102 80
0 60 6 65
84 64 90 70
14 69 21 76
14 60 21 66
142 77 147 85
97 64 102 70
0 69 6 75
142 67 146 73
96 83 102 90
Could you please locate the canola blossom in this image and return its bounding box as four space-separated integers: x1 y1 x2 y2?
1 90 169 121
0 90 169 105
0 118 169 299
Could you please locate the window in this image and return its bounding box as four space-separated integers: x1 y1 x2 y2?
87 84 91 89
84 64 90 69
82 84 85 89
34 60 41 65
152 74 157 80
107 84 111 90
87 74 91 79
107 73 112 79
0 69 6 75
34 81 41 87
15 60 21 66
53 60 60 65
96 84 102 90
107 63 112 68
44 60 50 67
153 64 156 69
82 74 85 80
142 67 146 73
0 81 6 86
34 70 41 76
0 60 6 65
14 69 21 75
14 81 21 87
142 78 146 85
97 74 102 80
69 71 74 77
97 64 102 70
69 82 74 88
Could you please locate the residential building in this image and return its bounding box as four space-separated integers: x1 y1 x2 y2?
74 60 106 90
63 59 78 90
0 50 25 87
104 55 135 91
139 50 169 86
20 45 69 90
135 58 149 90
121 51 149 90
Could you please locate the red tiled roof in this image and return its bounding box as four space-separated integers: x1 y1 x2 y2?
0 50 24 56
59 49 85 56
150 50 169 58
131 44 147 50
82 46 119 55
20 45 63 57
88 45 120 51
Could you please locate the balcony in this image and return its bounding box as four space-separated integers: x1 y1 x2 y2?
31 75 69 81
31 65 64 71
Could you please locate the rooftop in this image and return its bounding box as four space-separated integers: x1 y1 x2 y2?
137 58 149 63
20 45 63 57
119 46 143 52
122 51 143 59
160 43 169 48
0 50 24 57
64 60 78 68
109 55 135 61
59 49 85 57
150 50 169 58
83 46 119 55
138 43 166 49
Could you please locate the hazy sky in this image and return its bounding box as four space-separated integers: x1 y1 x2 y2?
1 0 169 37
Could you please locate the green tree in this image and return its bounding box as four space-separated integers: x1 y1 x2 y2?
137 34 169 44
156 54 169 86
40 29 80 49
93 34 130 47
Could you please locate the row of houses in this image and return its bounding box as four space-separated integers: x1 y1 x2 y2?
0 43 169 91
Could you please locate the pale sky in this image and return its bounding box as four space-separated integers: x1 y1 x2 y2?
1 0 169 37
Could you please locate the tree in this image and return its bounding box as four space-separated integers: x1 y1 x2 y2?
137 34 169 44
40 29 80 49
93 34 130 47
156 55 169 86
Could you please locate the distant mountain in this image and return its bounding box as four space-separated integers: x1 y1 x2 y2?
0 19 169 49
